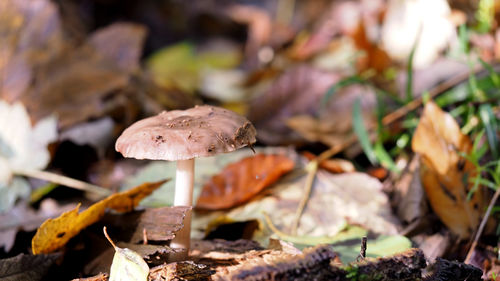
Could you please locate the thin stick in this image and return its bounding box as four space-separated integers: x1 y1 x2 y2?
357 236 368 261
290 161 318 234
143 228 148 245
103 226 117 248
14 169 110 196
464 185 500 264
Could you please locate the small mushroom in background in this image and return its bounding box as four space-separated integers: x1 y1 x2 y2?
115 105 257 260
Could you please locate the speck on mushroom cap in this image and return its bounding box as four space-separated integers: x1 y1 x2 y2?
115 105 257 161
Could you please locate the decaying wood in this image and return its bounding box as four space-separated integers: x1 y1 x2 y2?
149 261 215 281
214 244 339 281
423 258 482 281
213 246 428 281
76 240 483 281
350 248 426 281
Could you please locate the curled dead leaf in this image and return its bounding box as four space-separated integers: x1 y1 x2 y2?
412 101 483 239
31 180 168 254
196 154 295 210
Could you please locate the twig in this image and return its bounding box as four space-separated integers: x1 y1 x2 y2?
14 169 111 196
357 236 368 261
290 161 318 234
143 228 148 245
103 226 117 248
464 185 500 264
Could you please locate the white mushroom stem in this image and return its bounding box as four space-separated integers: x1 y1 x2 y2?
170 158 194 260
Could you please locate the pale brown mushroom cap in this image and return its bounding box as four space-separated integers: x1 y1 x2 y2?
115 105 257 161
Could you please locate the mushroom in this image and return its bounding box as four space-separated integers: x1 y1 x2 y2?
115 105 257 259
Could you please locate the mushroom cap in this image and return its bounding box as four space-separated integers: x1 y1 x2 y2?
115 105 257 161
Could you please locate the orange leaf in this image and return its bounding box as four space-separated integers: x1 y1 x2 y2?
412 101 483 239
196 154 295 210
31 180 167 254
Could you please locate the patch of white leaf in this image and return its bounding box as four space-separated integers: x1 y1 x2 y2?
0 100 57 212
381 0 455 68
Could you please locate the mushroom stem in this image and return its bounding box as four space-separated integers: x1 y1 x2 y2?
170 158 194 260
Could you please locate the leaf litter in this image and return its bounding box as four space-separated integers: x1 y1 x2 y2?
2 0 499 279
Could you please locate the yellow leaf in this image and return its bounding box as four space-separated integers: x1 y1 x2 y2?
31 180 168 254
412 101 482 239
109 247 149 281
146 42 240 93
104 226 149 281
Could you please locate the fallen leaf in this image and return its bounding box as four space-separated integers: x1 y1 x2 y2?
413 233 449 262
381 0 455 68
193 171 400 245
88 23 147 73
19 20 147 128
200 69 247 103
393 156 427 224
146 42 240 94
225 4 272 67
412 101 483 239
248 65 341 145
0 100 57 212
0 0 63 102
286 84 376 148
263 214 411 263
31 180 167 254
122 147 299 208
105 228 149 281
288 1 355 60
330 235 412 263
350 21 391 72
23 47 130 128
196 154 295 210
0 253 60 281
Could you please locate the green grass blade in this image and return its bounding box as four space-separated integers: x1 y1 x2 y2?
405 41 417 103
479 104 499 158
478 58 500 87
321 76 366 108
353 99 377 165
374 142 400 173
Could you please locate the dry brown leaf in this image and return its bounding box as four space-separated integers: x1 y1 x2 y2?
351 22 391 72
286 84 376 148
88 23 147 73
18 22 147 128
23 45 130 128
196 154 295 210
412 101 483 239
248 65 341 145
0 0 63 102
31 180 167 254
